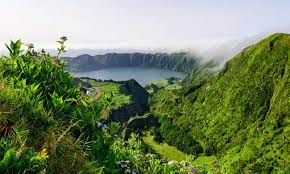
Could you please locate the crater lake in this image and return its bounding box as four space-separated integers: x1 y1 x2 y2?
72 67 186 86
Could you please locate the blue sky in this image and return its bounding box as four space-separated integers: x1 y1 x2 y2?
0 0 290 50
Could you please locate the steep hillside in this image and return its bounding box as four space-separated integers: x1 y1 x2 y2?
63 52 198 73
80 77 149 123
150 33 290 173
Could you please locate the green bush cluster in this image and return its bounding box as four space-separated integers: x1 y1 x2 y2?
158 117 203 155
1 39 79 115
0 38 111 173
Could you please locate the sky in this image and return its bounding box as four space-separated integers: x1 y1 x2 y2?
0 0 290 52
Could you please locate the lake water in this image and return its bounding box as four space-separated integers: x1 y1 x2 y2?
72 67 186 86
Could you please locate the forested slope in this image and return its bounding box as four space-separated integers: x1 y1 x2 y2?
150 33 290 173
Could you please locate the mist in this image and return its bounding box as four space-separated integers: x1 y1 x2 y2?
60 33 266 70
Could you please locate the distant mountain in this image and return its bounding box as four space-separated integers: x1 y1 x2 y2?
150 33 290 173
62 52 199 73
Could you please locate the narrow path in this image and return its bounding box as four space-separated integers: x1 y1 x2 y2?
94 88 101 99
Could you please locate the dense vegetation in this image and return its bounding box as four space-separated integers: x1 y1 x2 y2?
0 38 205 174
63 52 199 73
149 33 290 173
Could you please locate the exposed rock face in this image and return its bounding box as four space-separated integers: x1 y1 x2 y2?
110 79 149 123
63 52 198 73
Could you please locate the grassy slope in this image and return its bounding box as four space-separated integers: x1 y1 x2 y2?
145 78 183 93
82 79 131 109
143 133 188 161
150 33 290 173
143 133 217 171
80 79 132 119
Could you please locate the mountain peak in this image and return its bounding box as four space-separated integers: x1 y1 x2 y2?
249 33 290 53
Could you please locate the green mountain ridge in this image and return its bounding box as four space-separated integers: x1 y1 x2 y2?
150 33 290 173
63 52 199 73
